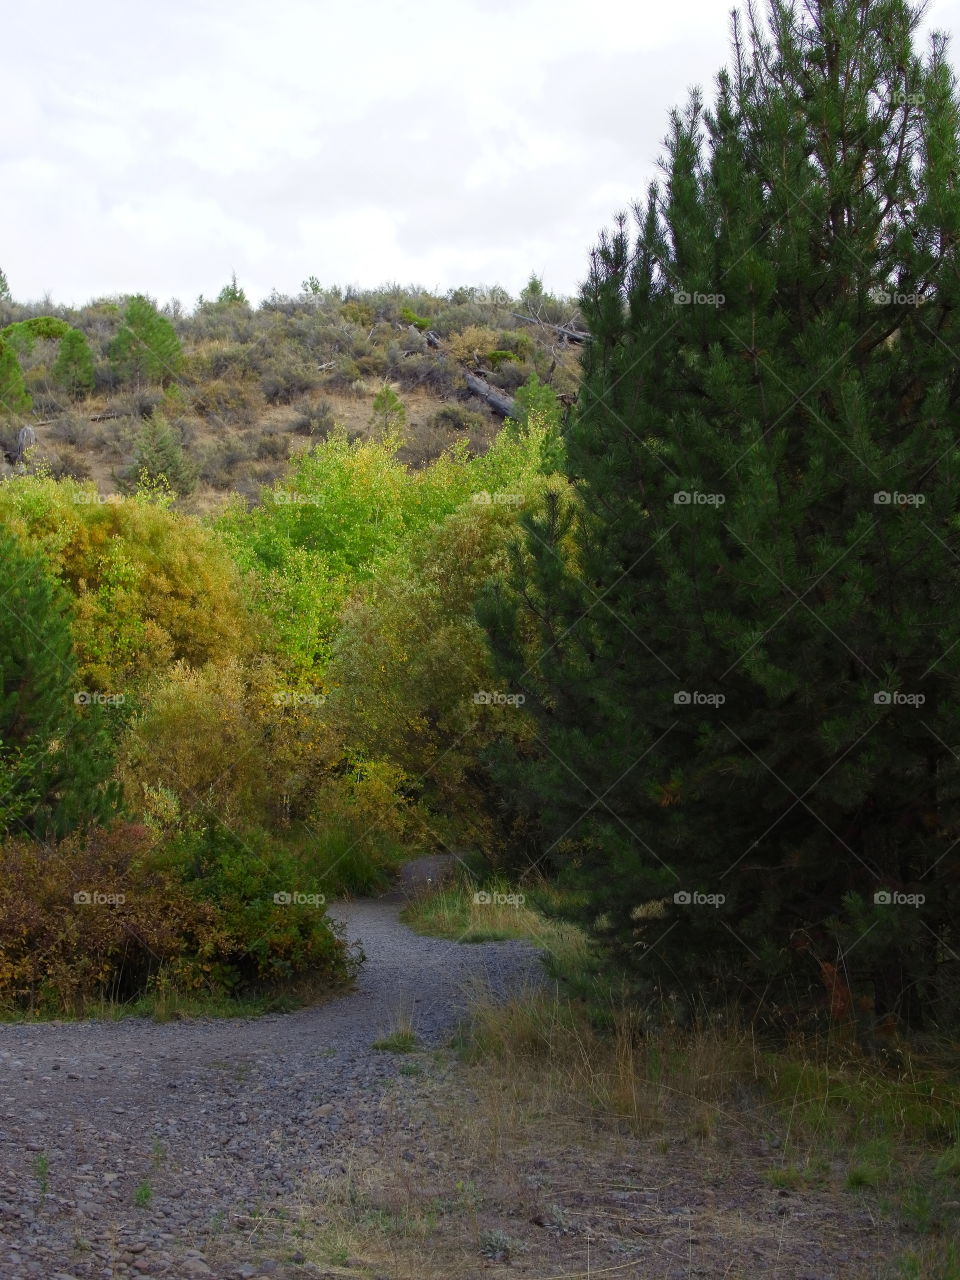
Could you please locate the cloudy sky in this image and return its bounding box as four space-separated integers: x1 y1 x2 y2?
4 0 960 308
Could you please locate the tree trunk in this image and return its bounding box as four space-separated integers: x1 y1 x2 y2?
463 371 517 418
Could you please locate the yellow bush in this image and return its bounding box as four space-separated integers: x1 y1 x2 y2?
446 325 501 367
0 473 258 690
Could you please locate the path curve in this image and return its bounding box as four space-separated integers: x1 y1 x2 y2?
0 859 543 1280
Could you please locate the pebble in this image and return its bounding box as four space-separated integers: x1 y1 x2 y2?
0 881 543 1278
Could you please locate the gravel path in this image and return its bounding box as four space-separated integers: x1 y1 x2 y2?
0 859 543 1280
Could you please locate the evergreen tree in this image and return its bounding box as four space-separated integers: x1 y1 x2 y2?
0 267 9 301
122 412 197 497
0 342 29 414
480 0 960 1032
216 272 248 306
110 295 183 386
370 382 406 437
0 317 72 415
52 327 95 397
0 524 120 838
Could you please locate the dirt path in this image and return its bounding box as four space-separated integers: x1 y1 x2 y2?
0 858 540 1280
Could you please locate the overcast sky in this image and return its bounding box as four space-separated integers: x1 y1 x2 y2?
4 0 960 309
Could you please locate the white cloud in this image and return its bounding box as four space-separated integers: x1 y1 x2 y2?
4 0 959 306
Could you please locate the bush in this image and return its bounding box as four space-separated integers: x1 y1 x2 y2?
192 377 264 427
0 473 256 690
259 356 320 404
256 432 290 462
289 396 335 437
0 821 358 1013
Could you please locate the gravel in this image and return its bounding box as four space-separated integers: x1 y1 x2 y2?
0 859 544 1279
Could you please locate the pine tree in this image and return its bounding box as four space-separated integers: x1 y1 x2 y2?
0 317 72 414
122 412 197 497
370 383 406 436
0 524 120 838
110 295 183 386
216 272 248 306
480 0 960 1032
52 328 95 397
0 268 9 302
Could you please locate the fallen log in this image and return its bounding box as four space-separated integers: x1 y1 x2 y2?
463 371 517 419
24 411 123 428
512 313 590 344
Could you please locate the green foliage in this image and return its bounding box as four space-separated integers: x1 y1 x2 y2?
0 472 255 691
302 275 323 296
0 317 73 414
399 306 430 331
110 295 183 385
216 272 248 306
0 342 29 413
52 328 95 397
0 523 119 839
370 382 406 435
480 0 960 1029
0 267 9 301
122 413 198 497
505 373 565 472
0 820 358 1013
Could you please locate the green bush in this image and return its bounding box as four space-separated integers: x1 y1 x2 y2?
0 821 359 1013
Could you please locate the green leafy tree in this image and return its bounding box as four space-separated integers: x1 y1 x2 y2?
122 413 197 497
52 328 95 397
0 268 9 301
0 524 119 838
110 295 183 386
480 0 960 1032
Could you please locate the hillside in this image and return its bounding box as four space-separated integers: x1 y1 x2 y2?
0 280 584 511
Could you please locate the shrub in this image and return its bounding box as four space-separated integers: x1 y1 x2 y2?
259 356 319 404
289 396 335 437
0 821 358 1013
256 432 290 462
446 325 501 367
0 473 256 690
192 377 264 427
